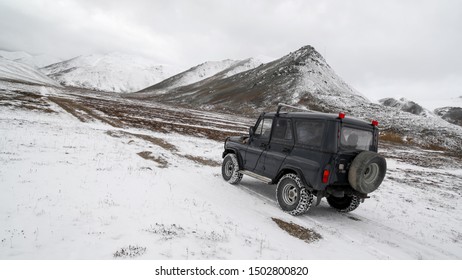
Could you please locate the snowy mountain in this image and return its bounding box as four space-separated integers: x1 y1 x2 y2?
141 46 368 111
379 97 434 117
0 50 32 60
0 57 61 86
139 57 269 95
409 96 462 111
138 45 462 153
140 59 240 93
434 107 462 127
41 53 181 93
0 50 63 68
15 54 63 68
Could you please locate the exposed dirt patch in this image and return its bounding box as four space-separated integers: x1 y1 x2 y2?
0 90 56 113
48 96 123 127
137 151 169 168
181 154 220 167
107 130 220 167
272 218 322 243
132 133 178 152
106 130 178 152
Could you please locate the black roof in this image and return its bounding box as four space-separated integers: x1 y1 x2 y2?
264 111 374 127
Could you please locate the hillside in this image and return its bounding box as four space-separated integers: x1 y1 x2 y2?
41 53 181 93
137 45 462 153
0 50 32 60
0 57 61 86
379 97 433 117
434 107 462 127
139 59 240 94
140 46 368 112
0 50 63 68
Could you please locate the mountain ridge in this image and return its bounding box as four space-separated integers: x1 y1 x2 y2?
41 52 181 93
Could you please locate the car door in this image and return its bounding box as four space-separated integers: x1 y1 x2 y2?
244 116 273 171
286 118 327 187
255 118 294 178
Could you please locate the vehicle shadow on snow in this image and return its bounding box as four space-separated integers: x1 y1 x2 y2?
237 177 363 221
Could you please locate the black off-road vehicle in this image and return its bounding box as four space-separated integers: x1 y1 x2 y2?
222 103 386 215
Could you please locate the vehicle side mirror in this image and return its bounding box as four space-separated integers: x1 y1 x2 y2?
249 126 254 136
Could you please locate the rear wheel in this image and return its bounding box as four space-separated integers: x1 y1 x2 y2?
326 195 360 212
276 173 313 216
221 153 243 184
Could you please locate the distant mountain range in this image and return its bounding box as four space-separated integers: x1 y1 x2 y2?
40 53 182 93
0 50 62 68
140 58 265 94
379 97 434 117
138 46 368 114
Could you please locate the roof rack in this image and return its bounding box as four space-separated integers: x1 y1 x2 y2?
276 103 315 115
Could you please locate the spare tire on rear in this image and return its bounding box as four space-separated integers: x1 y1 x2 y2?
348 151 386 194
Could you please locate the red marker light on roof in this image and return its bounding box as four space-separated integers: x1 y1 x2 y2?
372 120 379 126
338 112 345 119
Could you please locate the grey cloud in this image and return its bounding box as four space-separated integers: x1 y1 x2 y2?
0 0 461 101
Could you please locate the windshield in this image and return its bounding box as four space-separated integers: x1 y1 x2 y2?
340 127 373 151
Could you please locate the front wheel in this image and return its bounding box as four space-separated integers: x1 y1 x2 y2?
326 195 360 212
221 153 243 184
276 173 313 216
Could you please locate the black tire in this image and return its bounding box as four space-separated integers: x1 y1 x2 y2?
221 153 243 184
276 173 313 216
348 151 387 194
327 195 361 213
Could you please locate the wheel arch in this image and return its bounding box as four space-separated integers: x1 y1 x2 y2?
222 148 244 169
274 166 311 190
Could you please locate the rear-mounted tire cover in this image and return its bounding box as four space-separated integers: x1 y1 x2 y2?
348 151 387 194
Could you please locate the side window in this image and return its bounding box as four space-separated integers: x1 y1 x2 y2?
272 118 293 141
295 120 325 147
254 118 273 138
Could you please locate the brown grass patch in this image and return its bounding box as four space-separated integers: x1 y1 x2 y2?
0 90 56 113
106 130 178 152
272 218 322 243
48 97 123 127
132 133 178 152
182 154 220 167
379 131 405 144
137 151 169 168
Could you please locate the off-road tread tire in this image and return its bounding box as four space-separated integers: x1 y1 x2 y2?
327 195 361 213
348 151 387 194
276 173 313 216
222 153 243 184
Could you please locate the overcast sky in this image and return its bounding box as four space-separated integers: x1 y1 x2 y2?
1 0 461 103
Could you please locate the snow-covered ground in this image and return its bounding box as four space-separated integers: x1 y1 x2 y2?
0 82 461 259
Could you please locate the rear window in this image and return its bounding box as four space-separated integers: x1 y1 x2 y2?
340 127 373 151
295 120 325 147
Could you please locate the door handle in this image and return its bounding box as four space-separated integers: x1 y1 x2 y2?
260 143 267 148
282 147 291 153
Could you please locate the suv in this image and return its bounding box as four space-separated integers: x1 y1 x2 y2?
221 103 386 215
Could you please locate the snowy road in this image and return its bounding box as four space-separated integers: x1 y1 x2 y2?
1 81 461 259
